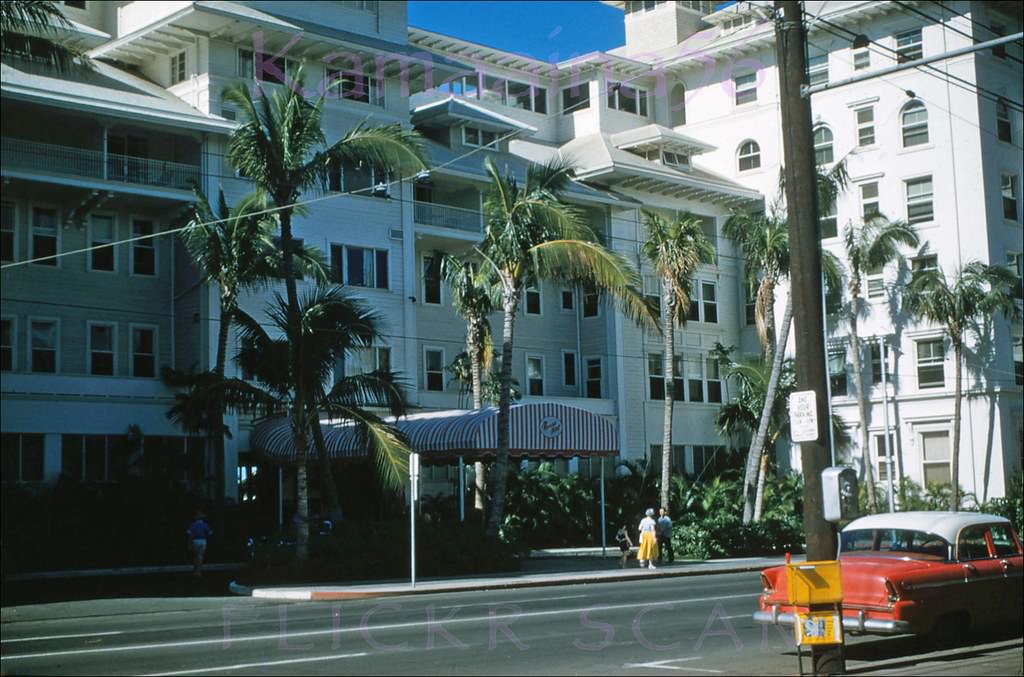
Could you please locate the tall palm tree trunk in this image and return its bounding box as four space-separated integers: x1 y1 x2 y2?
660 291 675 509
487 295 517 537
280 208 310 560
951 341 963 511
311 415 344 524
468 325 487 515
210 300 232 512
743 295 793 524
753 448 770 522
848 316 877 512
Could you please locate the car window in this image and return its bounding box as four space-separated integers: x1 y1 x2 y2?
841 528 950 560
957 526 991 561
989 525 1020 558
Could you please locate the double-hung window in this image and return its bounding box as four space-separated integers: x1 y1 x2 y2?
336 346 390 382
860 182 880 221
905 176 934 224
560 289 575 312
463 127 498 149
30 320 58 373
132 327 156 378
132 220 156 275
0 318 12 371
526 355 544 396
807 52 828 87
853 47 871 70
586 358 603 398
424 348 445 391
648 354 683 401
901 101 929 147
89 323 115 376
701 281 718 323
332 244 389 289
31 207 58 266
917 338 944 388
422 256 441 304
912 255 938 274
734 73 757 105
1008 252 1023 300
828 348 848 396
921 430 951 485
525 286 542 315
685 355 704 403
738 140 761 171
867 264 885 299
1002 174 1019 221
562 351 577 387
1 201 14 263
325 67 385 106
706 357 723 403
895 28 923 63
607 82 648 116
1 434 44 482
89 215 115 272
869 342 886 385
170 51 186 85
1013 336 1023 386
997 100 1013 143
856 107 875 147
582 285 599 318
813 126 834 165
819 199 838 239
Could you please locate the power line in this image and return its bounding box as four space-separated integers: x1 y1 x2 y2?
893 0 1024 66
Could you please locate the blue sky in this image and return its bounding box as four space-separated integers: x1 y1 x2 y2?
407 1 625 63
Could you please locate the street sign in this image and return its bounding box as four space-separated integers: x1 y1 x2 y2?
789 390 818 442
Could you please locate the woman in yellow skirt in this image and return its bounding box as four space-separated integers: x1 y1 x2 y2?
637 508 659 569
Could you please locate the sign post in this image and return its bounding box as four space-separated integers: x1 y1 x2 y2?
786 560 845 676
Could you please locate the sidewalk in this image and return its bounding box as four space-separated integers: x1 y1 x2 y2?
238 552 795 601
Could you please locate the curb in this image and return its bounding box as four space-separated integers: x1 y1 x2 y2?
241 561 773 601
7 563 246 582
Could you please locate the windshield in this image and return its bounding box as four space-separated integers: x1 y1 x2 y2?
840 528 952 560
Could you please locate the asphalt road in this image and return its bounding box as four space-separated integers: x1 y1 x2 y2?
2 571 1021 675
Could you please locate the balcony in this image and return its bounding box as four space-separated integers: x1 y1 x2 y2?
1 137 201 192
413 200 482 234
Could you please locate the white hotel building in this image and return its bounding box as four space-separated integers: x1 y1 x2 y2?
1 1 1021 512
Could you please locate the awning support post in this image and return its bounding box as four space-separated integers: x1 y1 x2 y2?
410 452 419 588
458 455 465 522
277 466 283 528
600 458 607 556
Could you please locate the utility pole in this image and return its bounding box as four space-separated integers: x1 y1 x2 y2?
774 2 844 674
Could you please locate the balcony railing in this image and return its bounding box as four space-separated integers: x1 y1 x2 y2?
413 200 482 233
2 137 201 191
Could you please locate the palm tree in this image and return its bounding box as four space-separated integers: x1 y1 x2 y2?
224 69 425 558
904 261 1020 510
640 211 715 509
235 287 410 515
1 0 89 73
840 217 919 511
439 252 499 514
478 156 656 537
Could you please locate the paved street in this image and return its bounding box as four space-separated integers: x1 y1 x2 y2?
3 570 1021 675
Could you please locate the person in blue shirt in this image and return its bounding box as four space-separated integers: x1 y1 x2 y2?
186 511 213 577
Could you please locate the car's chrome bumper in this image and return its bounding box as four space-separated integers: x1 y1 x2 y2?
753 606 912 635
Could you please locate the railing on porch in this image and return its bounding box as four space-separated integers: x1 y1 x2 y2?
413 200 483 233
1 137 201 191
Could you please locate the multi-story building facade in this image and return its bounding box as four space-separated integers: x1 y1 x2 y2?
2 1 1020 516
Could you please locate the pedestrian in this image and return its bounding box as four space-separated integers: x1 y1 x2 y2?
637 508 659 570
657 507 674 564
186 511 212 578
614 523 634 568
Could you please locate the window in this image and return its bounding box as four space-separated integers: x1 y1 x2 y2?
990 525 1019 558
807 52 828 87
61 435 127 482
856 107 875 147
828 348 848 396
508 80 547 113
649 444 686 477
1 201 14 262
917 338 944 388
525 287 541 315
463 127 498 149
670 83 686 126
819 199 838 239
1 434 44 482
132 220 156 275
813 126 834 165
921 430 951 486
643 275 661 316
30 320 57 373
562 351 577 387
325 68 385 107
607 82 648 116
586 358 602 398
869 342 886 384
860 182 880 221
562 85 589 114
905 176 934 224
424 348 444 391
1002 174 1019 221
560 289 575 312
661 151 690 169
1012 336 1022 386
582 285 599 318
701 281 718 323
131 327 156 377
238 48 254 79
648 354 683 401
707 357 723 403
990 23 1008 59
63 1 87 8
1009 253 1023 300
335 346 390 382
745 280 757 325
685 355 704 403
481 74 507 105
31 207 58 266
332 245 389 289
901 101 929 147
684 280 700 322
825 276 842 315
526 355 544 396
691 445 726 478
738 140 761 171
238 49 297 85
422 256 441 304
1 318 13 371
734 73 757 105
895 28 923 63
170 51 186 85
867 264 885 299
89 323 115 376
874 433 897 483
89 215 115 272
853 47 871 71
997 100 1013 143
912 255 938 274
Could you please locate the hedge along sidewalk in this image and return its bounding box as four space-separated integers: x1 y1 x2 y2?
237 554 800 601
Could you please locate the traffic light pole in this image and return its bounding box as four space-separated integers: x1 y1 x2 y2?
774 2 843 674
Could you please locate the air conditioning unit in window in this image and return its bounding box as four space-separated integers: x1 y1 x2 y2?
389 228 403 240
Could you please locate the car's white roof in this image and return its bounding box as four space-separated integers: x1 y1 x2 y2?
842 511 1010 545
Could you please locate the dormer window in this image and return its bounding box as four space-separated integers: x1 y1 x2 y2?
721 15 753 35
562 85 590 115
661 151 690 169
325 68 385 107
608 82 648 117
463 127 498 149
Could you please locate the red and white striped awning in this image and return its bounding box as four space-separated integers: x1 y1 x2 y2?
250 402 619 463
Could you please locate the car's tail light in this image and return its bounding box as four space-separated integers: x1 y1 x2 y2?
761 573 774 594
884 579 900 603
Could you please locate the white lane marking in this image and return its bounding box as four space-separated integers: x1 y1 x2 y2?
2 631 125 644
624 657 724 673
437 593 588 609
1 592 759 661
144 651 368 676
717 614 751 620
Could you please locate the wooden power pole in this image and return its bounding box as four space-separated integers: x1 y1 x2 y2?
773 1 844 674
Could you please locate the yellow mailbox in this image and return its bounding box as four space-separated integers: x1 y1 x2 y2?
786 560 842 606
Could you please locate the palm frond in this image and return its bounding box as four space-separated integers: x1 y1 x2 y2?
321 404 409 490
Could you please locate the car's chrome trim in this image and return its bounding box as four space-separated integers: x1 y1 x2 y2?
752 608 912 635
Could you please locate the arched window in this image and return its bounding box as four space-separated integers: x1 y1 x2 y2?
901 101 929 147
813 125 833 165
738 140 761 171
670 83 687 126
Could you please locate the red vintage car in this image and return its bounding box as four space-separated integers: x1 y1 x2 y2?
753 512 1024 636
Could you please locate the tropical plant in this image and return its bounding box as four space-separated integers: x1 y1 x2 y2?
840 216 919 511
1 0 89 73
640 211 715 509
234 287 411 524
904 261 1020 510
476 156 656 537
223 68 425 558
